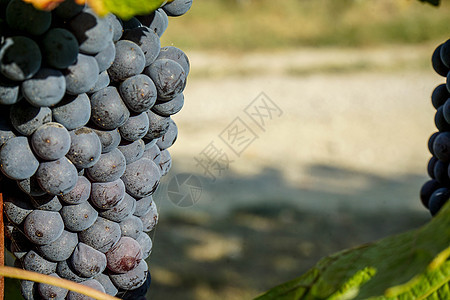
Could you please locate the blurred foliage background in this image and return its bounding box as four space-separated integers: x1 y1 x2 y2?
161 0 450 51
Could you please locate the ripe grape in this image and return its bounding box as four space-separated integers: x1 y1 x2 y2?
60 201 98 232
24 210 64 245
31 122 71 161
51 93 91 131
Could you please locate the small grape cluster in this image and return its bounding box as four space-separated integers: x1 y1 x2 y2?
0 0 192 298
420 39 450 217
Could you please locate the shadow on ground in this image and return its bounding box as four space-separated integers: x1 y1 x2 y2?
147 163 430 300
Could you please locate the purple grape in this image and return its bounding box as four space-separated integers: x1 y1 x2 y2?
152 93 184 117
20 280 36 300
119 112 150 142
429 187 450 216
88 70 110 94
4 191 34 225
94 273 118 296
53 0 84 19
108 40 146 82
64 53 99 95
36 157 78 195
17 176 46 197
79 217 121 253
133 195 152 217
99 193 136 222
142 143 161 165
433 132 450 162
136 231 153 260
67 278 105 300
29 194 63 211
118 139 145 164
145 110 170 140
60 201 98 232
109 260 148 290
90 179 126 209
94 41 115 72
431 84 449 109
31 122 71 160
71 242 107 278
92 128 121 153
21 68 66 107
432 43 449 77
56 260 88 283
86 148 127 182
105 14 123 42
121 157 161 198
10 100 51 136
139 200 158 232
159 149 172 176
119 74 157 113
121 26 161 66
156 46 190 75
119 215 143 239
66 127 102 169
0 75 21 105
59 176 91 205
37 230 78 262
90 86 130 130
6 0 51 35
162 0 193 17
23 250 57 274
51 93 91 131
37 273 68 300
24 210 64 245
0 136 39 180
157 118 177 150
106 236 142 273
41 28 79 69
144 58 186 101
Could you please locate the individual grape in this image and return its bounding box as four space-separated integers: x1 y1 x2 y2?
94 41 116 73
59 176 91 205
92 128 121 153
94 273 118 296
91 179 126 209
121 158 161 198
22 67 66 107
157 46 190 75
86 148 127 182
121 17 142 30
0 114 15 147
133 196 152 217
106 237 142 274
139 200 158 232
67 279 105 300
52 93 91 131
136 231 153 260
31 122 71 160
428 132 440 156
88 70 111 94
79 217 121 253
30 194 63 211
145 110 170 140
23 250 57 275
118 139 145 164
109 260 148 290
440 39 450 68
122 27 161 67
117 271 151 300
0 136 39 180
71 242 107 278
137 9 168 37
0 36 41 81
90 86 130 130
17 176 47 197
56 260 88 283
108 40 146 82
119 215 143 239
420 179 442 209
105 14 123 42
145 58 186 101
159 149 172 176
435 106 450 131
152 93 184 116
119 74 157 113
66 127 102 169
36 157 78 195
433 159 449 184
433 84 450 109
38 273 68 300
4 192 34 225
64 53 99 95
37 230 78 262
100 193 136 222
6 0 51 35
24 210 64 245
427 156 436 177
163 0 193 17
429 187 450 216
119 112 150 142
41 28 79 69
0 75 20 105
10 100 51 136
68 8 113 55
60 201 98 232
432 43 449 77
144 137 158 150
142 143 161 165
157 118 178 150
433 132 450 162
20 280 36 300
53 0 84 19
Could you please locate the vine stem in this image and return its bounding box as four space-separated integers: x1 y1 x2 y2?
0 266 120 300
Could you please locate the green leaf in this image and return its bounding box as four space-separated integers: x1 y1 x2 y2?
417 0 440 6
101 0 168 19
255 201 450 300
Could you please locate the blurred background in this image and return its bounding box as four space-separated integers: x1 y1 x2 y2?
147 0 449 299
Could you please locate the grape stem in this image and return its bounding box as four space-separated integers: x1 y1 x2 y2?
0 266 120 300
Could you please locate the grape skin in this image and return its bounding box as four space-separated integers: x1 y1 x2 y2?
36 157 78 195
86 148 127 183
118 139 146 164
119 215 144 240
41 28 79 70
24 210 64 245
106 237 142 273
60 201 98 232
78 217 121 253
31 122 71 161
108 40 146 82
0 136 39 180
51 93 91 131
121 157 161 198
64 53 99 95
99 193 136 222
66 127 102 169
90 179 126 209
71 242 107 278
90 86 130 130
10 100 52 136
59 175 91 205
38 273 68 300
37 230 78 262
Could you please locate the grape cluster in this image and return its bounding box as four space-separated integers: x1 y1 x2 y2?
0 0 192 298
420 39 450 216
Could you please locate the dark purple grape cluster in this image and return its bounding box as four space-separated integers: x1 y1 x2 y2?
421 39 450 216
0 0 192 298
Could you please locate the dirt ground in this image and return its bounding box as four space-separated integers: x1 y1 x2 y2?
146 46 437 300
